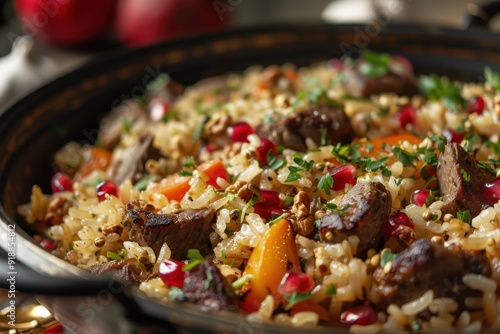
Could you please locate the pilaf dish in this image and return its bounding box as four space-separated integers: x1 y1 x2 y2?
19 51 500 333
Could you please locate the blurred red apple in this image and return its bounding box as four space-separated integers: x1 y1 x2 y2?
115 0 230 47
14 0 117 47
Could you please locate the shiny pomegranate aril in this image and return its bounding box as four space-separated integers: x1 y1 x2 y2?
442 128 464 143
340 305 377 326
40 238 57 251
43 323 64 334
383 211 414 239
328 164 357 191
396 105 417 129
149 98 170 121
158 259 186 288
278 272 314 296
253 189 282 219
51 172 73 193
227 122 254 143
483 177 500 205
411 188 431 207
329 58 344 70
468 95 485 115
255 138 277 166
96 181 118 201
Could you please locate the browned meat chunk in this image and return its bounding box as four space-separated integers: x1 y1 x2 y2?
123 200 216 260
256 105 353 152
89 258 155 285
319 182 392 256
373 239 491 309
179 261 239 312
437 142 495 217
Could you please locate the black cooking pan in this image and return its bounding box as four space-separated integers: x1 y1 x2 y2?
2 22 500 333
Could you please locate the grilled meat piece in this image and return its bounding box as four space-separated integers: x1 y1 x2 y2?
373 239 491 309
319 182 392 256
123 200 216 260
437 142 495 217
256 104 353 152
179 261 239 312
89 258 155 285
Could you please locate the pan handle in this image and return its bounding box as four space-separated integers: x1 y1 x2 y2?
462 1 500 29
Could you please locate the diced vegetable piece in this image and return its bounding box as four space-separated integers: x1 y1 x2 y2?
241 219 301 313
198 159 229 189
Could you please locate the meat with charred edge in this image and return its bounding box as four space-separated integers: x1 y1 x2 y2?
89 258 155 285
437 142 495 217
123 200 216 260
319 182 392 256
373 238 491 309
180 261 239 312
255 104 353 153
343 65 418 97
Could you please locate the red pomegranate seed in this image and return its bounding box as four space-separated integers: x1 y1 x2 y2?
40 238 57 251
340 305 377 326
253 189 282 219
51 172 73 193
149 98 170 121
43 323 64 334
396 105 417 129
468 95 485 115
96 181 118 201
328 164 357 191
442 128 464 143
483 177 500 205
383 211 414 239
411 188 432 207
227 122 255 143
278 272 314 296
255 138 277 166
158 259 186 288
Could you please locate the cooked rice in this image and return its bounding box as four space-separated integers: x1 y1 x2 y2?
18 56 500 331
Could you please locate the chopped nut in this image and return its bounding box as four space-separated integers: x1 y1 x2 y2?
226 180 247 193
44 197 69 226
237 183 253 202
370 254 381 267
203 112 231 136
488 238 496 247
422 211 434 221
443 213 454 222
247 183 261 196
383 261 393 274
94 237 105 248
102 223 124 237
325 231 334 241
431 236 443 245
314 210 326 220
293 191 314 236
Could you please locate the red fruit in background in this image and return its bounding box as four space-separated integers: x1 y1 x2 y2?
14 0 117 47
115 0 230 47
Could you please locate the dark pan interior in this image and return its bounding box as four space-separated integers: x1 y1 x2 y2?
2 23 500 332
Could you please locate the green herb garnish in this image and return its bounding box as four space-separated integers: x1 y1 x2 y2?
231 275 253 289
419 74 465 111
106 251 123 261
457 210 472 224
283 292 313 310
318 174 333 196
380 250 398 267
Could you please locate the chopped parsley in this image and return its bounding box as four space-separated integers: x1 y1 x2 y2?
418 74 465 111
204 269 214 289
180 156 196 176
267 151 286 171
231 274 253 289
285 166 304 182
183 249 204 271
457 210 472 224
122 117 132 133
106 251 123 261
317 173 333 196
241 193 259 223
358 51 391 77
268 213 285 226
484 67 500 91
460 169 471 182
293 156 314 172
168 287 184 301
380 250 398 267
324 203 350 215
292 90 306 111
392 147 417 167
146 73 170 92
283 292 313 310
326 284 337 296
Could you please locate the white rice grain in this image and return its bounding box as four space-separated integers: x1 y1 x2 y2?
401 290 433 315
462 274 498 293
